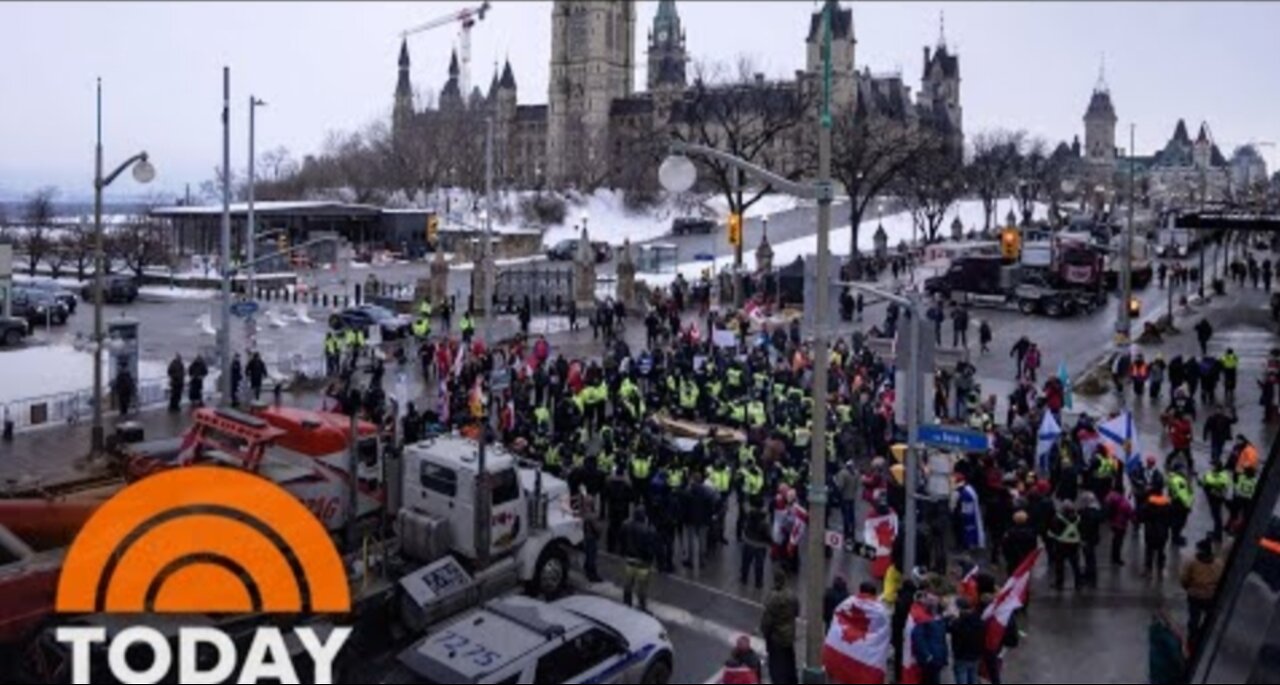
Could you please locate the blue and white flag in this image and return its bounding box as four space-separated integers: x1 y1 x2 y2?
1037 411 1062 474
1099 412 1142 470
957 483 986 550
1058 361 1074 411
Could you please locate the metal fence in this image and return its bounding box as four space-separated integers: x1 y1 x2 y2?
1 351 329 435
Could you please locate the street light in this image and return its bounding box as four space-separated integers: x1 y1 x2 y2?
91 78 155 455
247 96 267 299
659 154 697 194
660 6 837 681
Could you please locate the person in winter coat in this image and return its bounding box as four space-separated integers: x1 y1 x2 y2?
229 354 243 407
979 320 993 355
949 597 987 685
1105 489 1136 566
761 573 800 685
911 596 949 684
812 576 850 634
247 352 268 401
1142 487 1175 577
1079 492 1104 588
1195 318 1215 357
1149 354 1168 400
167 354 185 412
112 366 136 417
187 355 208 407
718 636 763 684
1181 539 1224 652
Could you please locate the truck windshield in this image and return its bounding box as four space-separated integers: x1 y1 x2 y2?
492 469 519 506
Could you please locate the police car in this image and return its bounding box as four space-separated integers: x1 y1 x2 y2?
382 595 673 684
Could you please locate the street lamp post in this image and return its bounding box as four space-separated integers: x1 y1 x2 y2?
218 66 234 405
1117 126 1136 412
247 96 266 299
90 77 155 455
659 9 835 679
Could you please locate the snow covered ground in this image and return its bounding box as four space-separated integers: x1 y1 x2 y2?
636 199 1048 286
0 344 167 404
137 286 218 302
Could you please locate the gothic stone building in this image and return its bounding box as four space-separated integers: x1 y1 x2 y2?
393 0 963 190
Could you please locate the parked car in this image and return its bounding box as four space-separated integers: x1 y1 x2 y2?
546 239 612 263
329 304 411 340
671 217 716 236
0 316 29 347
79 275 138 304
11 289 70 326
24 279 79 314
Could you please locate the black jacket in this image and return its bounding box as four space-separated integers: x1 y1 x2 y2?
949 611 987 662
623 517 658 565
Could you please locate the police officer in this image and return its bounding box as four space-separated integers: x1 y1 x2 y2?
1200 461 1232 542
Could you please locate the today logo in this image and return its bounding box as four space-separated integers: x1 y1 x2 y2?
54 467 352 684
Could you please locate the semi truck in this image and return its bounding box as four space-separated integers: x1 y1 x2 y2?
925 254 1103 318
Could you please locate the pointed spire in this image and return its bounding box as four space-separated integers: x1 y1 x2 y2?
448 49 460 77
938 10 948 50
500 59 517 90
1095 54 1109 93
399 39 410 68
657 0 678 21
1197 122 1210 144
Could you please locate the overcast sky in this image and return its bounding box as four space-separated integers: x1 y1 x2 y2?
2 1 1278 200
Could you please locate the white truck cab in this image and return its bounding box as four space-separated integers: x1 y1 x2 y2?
383 595 673 684
396 436 584 610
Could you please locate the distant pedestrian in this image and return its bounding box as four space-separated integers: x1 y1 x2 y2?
112 366 136 417
247 351 268 401
979 320 993 354
188 355 208 407
167 353 185 412
1181 539 1223 651
621 508 657 612
952 305 970 349
1195 318 1214 357
229 354 243 407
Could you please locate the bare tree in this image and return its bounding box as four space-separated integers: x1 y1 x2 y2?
966 129 1025 231
831 112 933 258
904 136 966 243
20 187 57 276
673 58 815 220
66 225 96 281
111 216 170 280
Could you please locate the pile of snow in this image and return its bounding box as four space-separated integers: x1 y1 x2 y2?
138 286 218 302
703 194 802 220
637 199 1048 285
0 344 167 404
536 190 676 248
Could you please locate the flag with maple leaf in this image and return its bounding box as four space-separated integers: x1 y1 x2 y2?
822 594 891 684
864 511 899 579
984 548 1042 652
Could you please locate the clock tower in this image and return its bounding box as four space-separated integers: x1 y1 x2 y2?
647 0 687 93
547 0 636 187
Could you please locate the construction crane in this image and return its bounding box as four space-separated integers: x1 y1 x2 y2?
402 1 492 98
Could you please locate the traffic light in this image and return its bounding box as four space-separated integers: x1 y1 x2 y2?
427 215 440 246
727 213 743 247
1000 228 1021 261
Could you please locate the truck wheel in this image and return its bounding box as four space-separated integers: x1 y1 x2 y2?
531 544 569 598
641 655 673 684
1045 301 1064 318
3 330 20 347
1018 300 1038 316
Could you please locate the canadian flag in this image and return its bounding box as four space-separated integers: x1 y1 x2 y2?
822 594 891 684
900 602 933 684
984 548 1042 652
863 512 899 580
787 504 810 555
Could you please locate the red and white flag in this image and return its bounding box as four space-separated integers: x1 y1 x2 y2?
863 512 899 580
823 594 891 684
900 602 933 684
984 548 1041 652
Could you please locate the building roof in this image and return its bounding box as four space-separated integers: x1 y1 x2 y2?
399 40 410 68
652 55 686 86
500 60 517 90
924 45 960 80
669 81 804 125
1085 89 1116 121
1196 123 1210 145
808 0 853 42
151 201 384 218
610 96 655 117
1172 120 1191 145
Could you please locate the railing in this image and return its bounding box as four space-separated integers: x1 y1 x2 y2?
1 351 329 436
